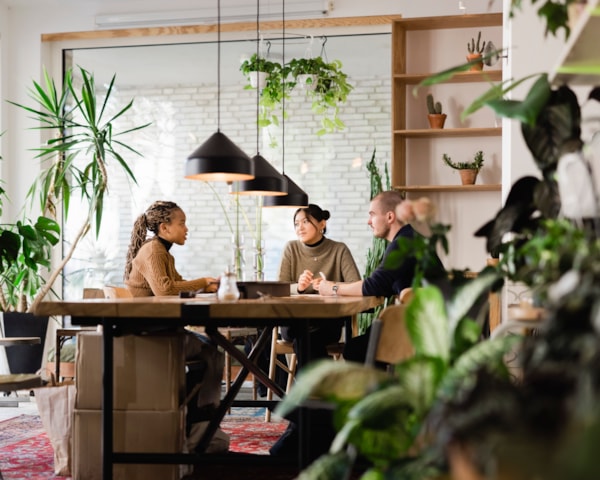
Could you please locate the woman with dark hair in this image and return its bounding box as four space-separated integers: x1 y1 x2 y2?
278 203 361 364
270 204 361 459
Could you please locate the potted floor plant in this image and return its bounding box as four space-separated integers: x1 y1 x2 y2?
0 66 148 373
443 150 485 185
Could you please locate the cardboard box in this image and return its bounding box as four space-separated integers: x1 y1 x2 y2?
73 409 184 480
76 332 186 410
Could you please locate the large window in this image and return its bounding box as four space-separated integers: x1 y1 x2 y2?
61 32 392 299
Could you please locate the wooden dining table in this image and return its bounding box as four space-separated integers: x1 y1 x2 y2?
35 294 383 480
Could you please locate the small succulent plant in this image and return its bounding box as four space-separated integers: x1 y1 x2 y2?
467 31 486 54
426 93 443 114
443 150 485 171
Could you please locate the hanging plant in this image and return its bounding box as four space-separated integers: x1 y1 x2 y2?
240 53 292 129
289 56 353 136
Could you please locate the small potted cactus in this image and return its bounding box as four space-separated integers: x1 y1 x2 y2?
466 31 486 71
426 93 447 129
443 150 485 185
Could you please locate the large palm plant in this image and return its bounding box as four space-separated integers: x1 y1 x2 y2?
1 66 149 312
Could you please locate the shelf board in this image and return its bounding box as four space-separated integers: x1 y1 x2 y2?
394 70 502 85
393 13 502 31
551 0 600 84
394 184 502 193
394 127 501 138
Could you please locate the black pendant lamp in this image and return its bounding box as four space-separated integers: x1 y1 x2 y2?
231 0 287 196
263 0 309 208
185 0 253 182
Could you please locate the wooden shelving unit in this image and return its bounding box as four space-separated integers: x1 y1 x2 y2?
391 13 504 269
391 12 503 189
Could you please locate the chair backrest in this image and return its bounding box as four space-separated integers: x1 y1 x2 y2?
83 288 105 299
103 286 133 299
365 304 414 366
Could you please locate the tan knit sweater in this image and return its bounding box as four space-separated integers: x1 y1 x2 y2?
278 238 361 294
125 237 209 297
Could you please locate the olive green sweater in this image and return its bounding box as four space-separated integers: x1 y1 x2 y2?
278 238 361 294
125 237 209 297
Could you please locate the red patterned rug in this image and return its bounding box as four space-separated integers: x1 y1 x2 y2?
0 413 288 479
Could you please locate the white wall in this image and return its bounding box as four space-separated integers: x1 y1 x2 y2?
0 0 500 213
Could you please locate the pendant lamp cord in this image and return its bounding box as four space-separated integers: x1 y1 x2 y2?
256 0 260 155
217 0 222 132
281 0 285 174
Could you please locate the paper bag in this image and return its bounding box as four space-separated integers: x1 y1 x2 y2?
35 383 76 476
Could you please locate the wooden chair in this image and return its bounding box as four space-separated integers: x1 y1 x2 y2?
103 285 133 299
365 304 414 367
265 328 297 422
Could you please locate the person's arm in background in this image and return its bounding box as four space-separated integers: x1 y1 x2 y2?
318 279 364 296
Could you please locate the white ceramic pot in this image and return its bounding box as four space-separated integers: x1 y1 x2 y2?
296 74 317 90
249 71 268 89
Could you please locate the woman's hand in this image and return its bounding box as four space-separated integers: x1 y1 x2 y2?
203 277 219 293
297 270 314 292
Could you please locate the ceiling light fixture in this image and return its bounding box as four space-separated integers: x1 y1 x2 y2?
263 0 309 209
185 0 254 183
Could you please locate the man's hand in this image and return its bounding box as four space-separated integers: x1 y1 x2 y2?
317 280 336 296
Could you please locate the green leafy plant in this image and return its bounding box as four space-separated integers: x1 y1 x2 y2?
509 0 584 39
357 148 391 334
240 54 292 132
1 66 149 312
0 182 60 313
288 56 353 136
426 93 443 114
277 270 516 479
443 150 485 171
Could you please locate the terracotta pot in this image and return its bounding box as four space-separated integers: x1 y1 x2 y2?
459 169 478 185
466 53 483 71
427 113 447 129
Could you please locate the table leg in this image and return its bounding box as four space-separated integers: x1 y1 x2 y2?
55 331 60 383
196 325 279 452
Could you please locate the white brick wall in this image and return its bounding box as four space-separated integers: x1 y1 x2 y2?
63 75 392 297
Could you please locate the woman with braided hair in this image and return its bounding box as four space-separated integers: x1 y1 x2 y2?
124 200 218 296
124 201 227 452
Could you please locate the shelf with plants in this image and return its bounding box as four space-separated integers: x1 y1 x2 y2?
392 12 503 268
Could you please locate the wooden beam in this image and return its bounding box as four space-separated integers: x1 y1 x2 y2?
42 15 401 42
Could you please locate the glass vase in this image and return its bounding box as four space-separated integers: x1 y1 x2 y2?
231 234 246 281
253 239 265 282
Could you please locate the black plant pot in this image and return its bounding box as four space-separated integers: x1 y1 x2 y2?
2 312 49 374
